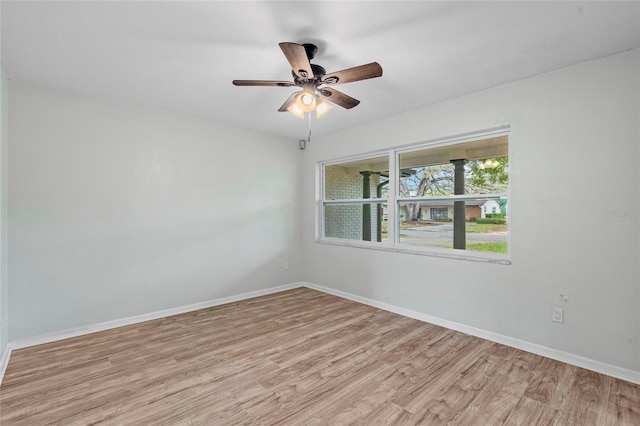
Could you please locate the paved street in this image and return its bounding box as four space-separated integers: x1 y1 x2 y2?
399 223 507 246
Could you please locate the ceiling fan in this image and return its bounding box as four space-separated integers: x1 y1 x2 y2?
232 42 383 118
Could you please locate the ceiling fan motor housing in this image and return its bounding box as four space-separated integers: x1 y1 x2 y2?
302 43 318 60
292 63 326 83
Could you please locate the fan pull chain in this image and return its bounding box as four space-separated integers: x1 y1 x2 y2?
307 110 312 143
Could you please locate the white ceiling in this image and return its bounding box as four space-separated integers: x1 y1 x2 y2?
2 1 639 141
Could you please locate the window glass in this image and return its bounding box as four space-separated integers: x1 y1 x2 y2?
398 137 509 199
319 131 510 261
323 154 389 244
324 203 388 242
324 155 389 200
398 197 508 253
397 136 508 255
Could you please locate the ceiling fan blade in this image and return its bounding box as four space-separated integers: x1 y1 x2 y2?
278 91 302 112
318 88 360 109
279 42 313 79
321 62 383 85
233 80 294 87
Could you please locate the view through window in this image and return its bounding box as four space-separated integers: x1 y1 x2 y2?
323 154 389 243
321 131 509 260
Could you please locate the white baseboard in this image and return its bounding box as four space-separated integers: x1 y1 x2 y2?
303 282 640 385
7 282 302 352
0 344 11 386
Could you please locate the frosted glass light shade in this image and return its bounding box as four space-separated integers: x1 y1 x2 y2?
315 98 333 118
287 103 305 119
296 90 316 112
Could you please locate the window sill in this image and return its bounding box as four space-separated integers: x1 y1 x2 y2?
316 238 511 265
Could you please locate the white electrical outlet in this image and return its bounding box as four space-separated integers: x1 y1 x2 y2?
552 307 564 323
284 263 289 271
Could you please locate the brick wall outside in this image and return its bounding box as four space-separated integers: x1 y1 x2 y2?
324 165 382 241
466 205 481 220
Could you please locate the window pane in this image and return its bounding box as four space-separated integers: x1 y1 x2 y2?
430 207 449 220
324 155 389 200
324 203 387 242
398 136 509 201
466 156 509 195
398 197 508 254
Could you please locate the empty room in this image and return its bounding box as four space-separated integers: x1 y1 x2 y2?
0 1 639 425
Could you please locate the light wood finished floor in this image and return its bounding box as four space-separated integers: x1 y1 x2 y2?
1 288 639 425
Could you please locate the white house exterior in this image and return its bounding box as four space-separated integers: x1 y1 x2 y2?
480 199 502 218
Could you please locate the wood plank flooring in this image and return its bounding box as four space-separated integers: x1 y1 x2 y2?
1 287 638 425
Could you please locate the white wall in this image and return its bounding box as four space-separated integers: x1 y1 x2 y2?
302 49 640 373
0 67 8 355
0 2 7 356
8 81 302 340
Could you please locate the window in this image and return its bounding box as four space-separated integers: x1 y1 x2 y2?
322 154 389 242
319 129 510 263
430 208 449 220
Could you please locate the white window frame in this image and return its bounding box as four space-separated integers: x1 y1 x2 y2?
317 127 511 265
319 151 391 248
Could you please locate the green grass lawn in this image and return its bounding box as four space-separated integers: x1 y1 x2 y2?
465 223 508 233
386 220 506 233
466 242 508 253
381 220 508 254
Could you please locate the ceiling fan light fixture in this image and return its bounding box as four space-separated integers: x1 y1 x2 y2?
296 90 317 112
315 98 333 118
287 103 305 119
234 42 383 121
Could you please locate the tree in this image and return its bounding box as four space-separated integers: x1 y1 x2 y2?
400 156 508 221
399 164 453 221
466 156 509 194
